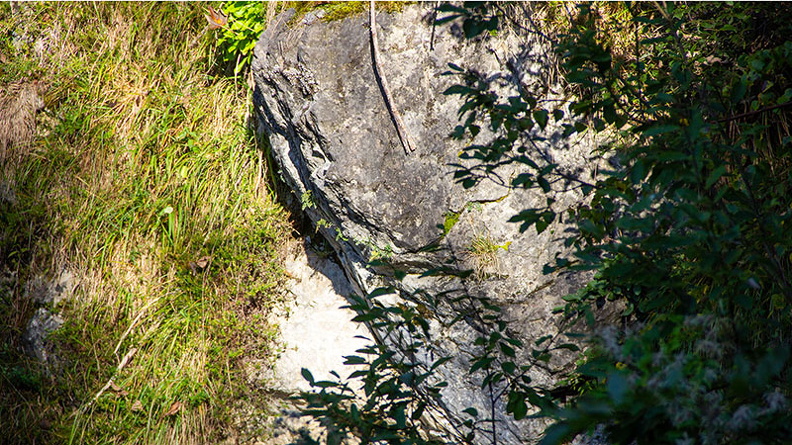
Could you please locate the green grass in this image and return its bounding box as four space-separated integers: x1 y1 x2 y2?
465 234 511 281
0 3 291 444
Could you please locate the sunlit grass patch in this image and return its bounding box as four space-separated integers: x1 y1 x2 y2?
1 2 291 444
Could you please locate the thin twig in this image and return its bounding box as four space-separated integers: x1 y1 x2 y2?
716 102 792 123
489 380 498 445
429 3 438 51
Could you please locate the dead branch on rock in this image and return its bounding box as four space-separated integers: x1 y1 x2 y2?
369 1 414 155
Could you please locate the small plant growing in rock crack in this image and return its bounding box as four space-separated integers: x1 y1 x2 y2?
354 237 395 262
440 210 461 237
465 234 511 281
300 189 317 210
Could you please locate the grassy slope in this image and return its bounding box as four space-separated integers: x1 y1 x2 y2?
0 3 291 444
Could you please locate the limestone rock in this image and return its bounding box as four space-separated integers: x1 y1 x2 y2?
24 268 75 307
269 240 369 393
253 5 600 443
20 268 76 372
22 307 64 365
242 240 368 444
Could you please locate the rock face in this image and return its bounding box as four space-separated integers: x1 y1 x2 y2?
252 5 597 443
239 240 368 445
20 268 76 372
268 240 369 394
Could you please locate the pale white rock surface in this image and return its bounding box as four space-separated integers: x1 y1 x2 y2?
237 240 368 445
270 239 369 393
21 268 76 371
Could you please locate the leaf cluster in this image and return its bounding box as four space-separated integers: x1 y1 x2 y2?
213 1 267 75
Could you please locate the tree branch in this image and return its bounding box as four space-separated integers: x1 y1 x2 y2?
716 101 792 123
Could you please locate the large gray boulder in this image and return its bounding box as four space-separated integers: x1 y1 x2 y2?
252 5 600 443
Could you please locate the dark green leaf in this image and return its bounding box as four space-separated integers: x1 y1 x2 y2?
533 109 549 129
301 368 314 385
470 356 496 374
463 407 479 417
706 165 728 188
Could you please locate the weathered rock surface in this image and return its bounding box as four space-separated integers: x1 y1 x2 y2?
253 5 599 443
238 240 366 444
21 268 76 370
268 239 369 394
